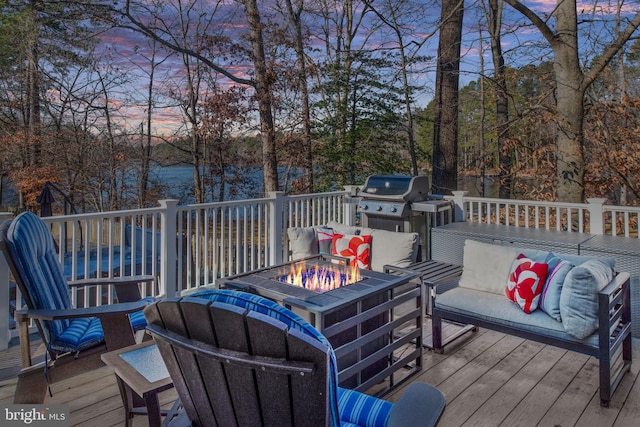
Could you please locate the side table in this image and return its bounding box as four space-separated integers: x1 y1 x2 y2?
101 340 176 427
407 260 476 349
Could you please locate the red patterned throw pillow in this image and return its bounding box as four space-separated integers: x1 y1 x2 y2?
506 254 549 314
331 233 371 269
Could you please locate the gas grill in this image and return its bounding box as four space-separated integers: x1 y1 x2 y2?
358 174 453 260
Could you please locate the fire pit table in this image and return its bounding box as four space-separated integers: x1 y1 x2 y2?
217 256 423 395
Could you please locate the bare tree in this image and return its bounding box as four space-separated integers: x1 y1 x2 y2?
432 0 464 194
282 0 314 193
504 0 640 202
106 0 280 193
366 0 431 176
240 0 279 194
483 0 512 198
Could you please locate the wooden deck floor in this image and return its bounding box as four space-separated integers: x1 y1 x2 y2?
1 327 639 427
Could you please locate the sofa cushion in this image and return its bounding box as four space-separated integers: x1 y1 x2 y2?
326 221 361 236
459 239 519 295
539 253 574 322
366 228 419 272
506 255 549 314
559 259 614 339
332 233 372 269
435 287 597 345
287 227 318 260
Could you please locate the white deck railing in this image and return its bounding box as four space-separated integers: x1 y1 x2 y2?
3 188 640 349
0 189 359 348
448 192 640 237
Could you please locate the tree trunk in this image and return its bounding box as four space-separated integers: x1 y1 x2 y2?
285 0 313 193
553 3 584 203
242 0 279 194
504 0 640 202
432 0 464 194
487 0 512 199
478 20 486 197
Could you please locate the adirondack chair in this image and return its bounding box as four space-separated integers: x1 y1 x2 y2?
145 289 446 427
0 211 156 404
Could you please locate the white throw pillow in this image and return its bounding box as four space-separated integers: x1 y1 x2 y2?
458 239 518 295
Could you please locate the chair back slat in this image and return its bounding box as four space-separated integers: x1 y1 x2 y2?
209 302 263 426
287 327 331 426
182 300 236 425
246 312 294 427
145 297 331 427
152 299 218 427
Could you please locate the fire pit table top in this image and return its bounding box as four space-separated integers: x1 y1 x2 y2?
217 256 420 315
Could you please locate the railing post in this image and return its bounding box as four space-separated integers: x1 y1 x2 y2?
268 191 284 266
452 191 468 222
587 198 607 235
0 213 14 350
342 185 360 226
159 199 179 297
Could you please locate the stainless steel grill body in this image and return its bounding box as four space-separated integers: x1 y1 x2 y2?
358 175 452 260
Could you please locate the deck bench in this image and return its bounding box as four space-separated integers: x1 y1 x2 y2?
431 222 640 338
431 239 632 407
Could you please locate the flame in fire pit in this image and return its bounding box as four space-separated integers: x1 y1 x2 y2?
278 261 362 292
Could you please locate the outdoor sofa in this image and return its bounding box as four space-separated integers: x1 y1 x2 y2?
431 239 632 407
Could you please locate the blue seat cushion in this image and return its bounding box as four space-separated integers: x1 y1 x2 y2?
130 297 156 330
6 212 150 354
48 317 104 353
338 388 393 427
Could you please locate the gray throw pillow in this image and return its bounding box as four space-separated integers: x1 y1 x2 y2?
287 227 318 260
539 253 574 322
559 259 614 339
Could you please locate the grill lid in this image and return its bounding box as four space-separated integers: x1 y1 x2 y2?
361 175 430 202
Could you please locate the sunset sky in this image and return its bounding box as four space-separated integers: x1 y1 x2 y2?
94 1 637 136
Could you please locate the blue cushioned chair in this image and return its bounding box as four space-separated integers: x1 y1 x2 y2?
0 212 156 404
145 289 445 427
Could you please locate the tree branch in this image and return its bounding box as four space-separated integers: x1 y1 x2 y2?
93 0 254 87
583 11 640 89
503 0 557 46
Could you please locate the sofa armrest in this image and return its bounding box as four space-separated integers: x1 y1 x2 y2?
598 272 631 347
597 271 632 406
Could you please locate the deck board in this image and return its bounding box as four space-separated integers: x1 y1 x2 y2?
460 345 567 426
500 350 590 426
0 325 638 426
436 339 544 426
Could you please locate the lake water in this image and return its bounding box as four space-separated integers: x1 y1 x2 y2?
150 165 299 204
1 165 499 209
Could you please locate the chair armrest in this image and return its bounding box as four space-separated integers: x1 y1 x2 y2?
14 300 148 322
68 274 156 288
388 382 446 427
68 274 156 302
